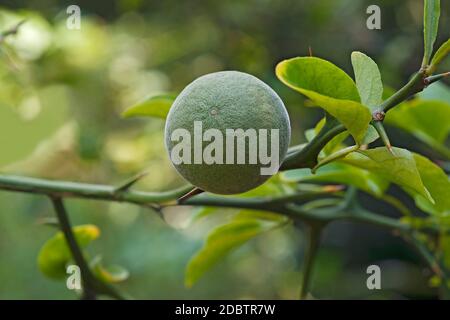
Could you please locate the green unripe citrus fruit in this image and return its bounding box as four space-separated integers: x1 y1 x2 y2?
165 71 291 194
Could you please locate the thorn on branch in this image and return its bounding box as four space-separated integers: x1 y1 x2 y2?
177 187 204 203
114 171 149 193
424 72 450 86
373 121 394 154
145 203 165 220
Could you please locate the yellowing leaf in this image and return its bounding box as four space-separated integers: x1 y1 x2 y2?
276 57 360 101
276 57 371 143
91 257 129 283
37 225 100 279
304 92 371 144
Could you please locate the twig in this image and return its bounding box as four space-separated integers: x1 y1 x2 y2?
0 175 193 205
372 121 393 153
376 70 426 114
406 233 450 298
281 119 346 170
50 197 99 299
0 173 446 300
424 72 450 86
299 224 323 299
0 174 441 235
50 197 128 300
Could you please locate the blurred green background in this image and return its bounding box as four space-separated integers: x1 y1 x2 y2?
0 0 448 299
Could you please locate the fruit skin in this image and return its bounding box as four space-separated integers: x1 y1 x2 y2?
165 71 291 194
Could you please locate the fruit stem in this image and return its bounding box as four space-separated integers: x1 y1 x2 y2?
281 120 346 170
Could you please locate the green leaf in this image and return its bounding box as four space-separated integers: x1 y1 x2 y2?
430 38 450 72
422 0 440 66
412 153 450 215
91 256 129 283
419 82 450 103
37 225 100 279
281 163 389 197
351 51 383 110
385 99 450 157
361 125 380 145
302 93 370 144
276 57 360 101
305 128 317 142
276 57 371 143
323 131 349 155
314 117 327 133
308 117 350 157
313 145 359 173
121 93 176 119
342 147 434 203
185 217 284 287
236 174 294 198
96 265 129 283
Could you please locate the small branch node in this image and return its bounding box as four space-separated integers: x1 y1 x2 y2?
372 111 385 122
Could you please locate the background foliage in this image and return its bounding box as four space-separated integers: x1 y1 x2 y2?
0 0 449 299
